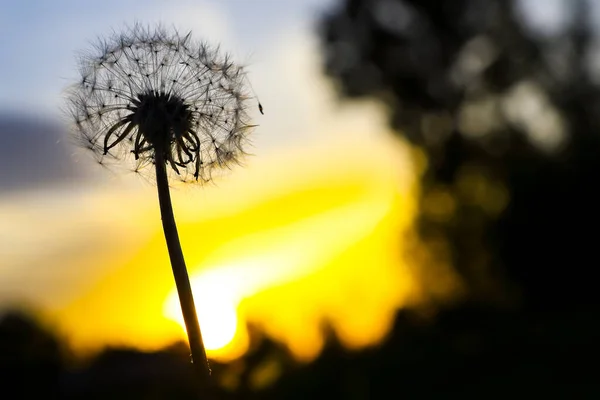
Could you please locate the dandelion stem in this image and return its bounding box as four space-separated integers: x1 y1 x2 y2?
154 149 212 392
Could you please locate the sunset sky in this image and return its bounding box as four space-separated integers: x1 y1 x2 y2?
0 0 558 362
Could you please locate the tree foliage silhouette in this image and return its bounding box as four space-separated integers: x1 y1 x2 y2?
320 0 600 308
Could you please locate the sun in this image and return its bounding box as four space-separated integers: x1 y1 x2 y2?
163 271 240 354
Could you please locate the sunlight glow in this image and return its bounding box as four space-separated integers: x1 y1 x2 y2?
162 168 414 360
164 271 241 358
47 135 446 363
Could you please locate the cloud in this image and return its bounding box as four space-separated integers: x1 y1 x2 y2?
0 185 156 309
0 113 90 192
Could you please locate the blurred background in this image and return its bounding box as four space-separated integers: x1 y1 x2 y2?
1 0 598 398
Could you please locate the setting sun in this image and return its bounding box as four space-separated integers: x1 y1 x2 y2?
164 270 243 358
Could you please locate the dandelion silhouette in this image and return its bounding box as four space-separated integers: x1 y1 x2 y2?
66 24 258 392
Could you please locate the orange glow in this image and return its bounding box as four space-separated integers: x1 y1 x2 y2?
49 135 446 361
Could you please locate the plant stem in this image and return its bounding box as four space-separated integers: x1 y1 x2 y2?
154 150 212 393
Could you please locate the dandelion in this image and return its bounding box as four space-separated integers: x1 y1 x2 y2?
65 24 258 392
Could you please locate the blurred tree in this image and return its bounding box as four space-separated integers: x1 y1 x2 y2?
1 308 597 398
320 0 600 309
61 345 198 400
0 311 65 398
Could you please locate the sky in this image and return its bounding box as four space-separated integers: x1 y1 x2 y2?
0 0 567 362
0 0 578 112
0 0 430 362
0 0 336 149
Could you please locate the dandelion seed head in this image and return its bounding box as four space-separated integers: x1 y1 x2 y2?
66 24 256 183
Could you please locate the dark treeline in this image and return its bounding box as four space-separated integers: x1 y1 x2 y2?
1 306 597 398
2 0 600 398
